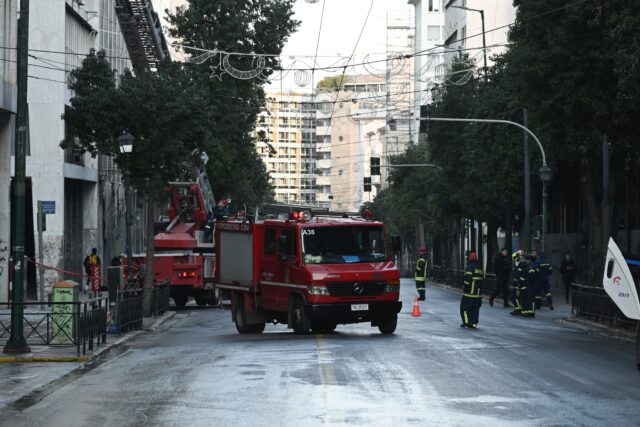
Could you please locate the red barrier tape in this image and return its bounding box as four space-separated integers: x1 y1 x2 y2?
26 258 108 283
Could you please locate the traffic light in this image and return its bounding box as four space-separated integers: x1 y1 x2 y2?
363 177 372 192
370 157 380 176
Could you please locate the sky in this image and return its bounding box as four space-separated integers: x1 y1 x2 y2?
268 0 414 93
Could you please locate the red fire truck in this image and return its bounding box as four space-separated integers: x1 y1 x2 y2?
214 210 402 334
127 151 217 306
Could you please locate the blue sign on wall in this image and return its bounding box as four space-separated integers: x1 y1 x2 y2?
41 201 55 214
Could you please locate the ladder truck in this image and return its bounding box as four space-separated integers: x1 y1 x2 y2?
128 151 218 306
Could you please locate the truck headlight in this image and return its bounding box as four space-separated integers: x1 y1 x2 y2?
307 285 330 296
384 280 400 293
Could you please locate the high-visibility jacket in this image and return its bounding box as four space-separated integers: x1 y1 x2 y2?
511 261 528 291
463 261 483 297
414 256 428 282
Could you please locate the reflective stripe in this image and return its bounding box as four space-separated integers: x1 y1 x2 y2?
463 311 469 324
463 293 481 298
417 287 425 291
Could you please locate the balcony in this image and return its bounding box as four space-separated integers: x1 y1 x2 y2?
317 159 331 170
316 176 331 186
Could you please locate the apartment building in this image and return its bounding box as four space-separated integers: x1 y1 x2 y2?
315 76 387 212
408 0 445 145
256 92 318 206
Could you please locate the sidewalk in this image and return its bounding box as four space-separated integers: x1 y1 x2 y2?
0 311 175 409
427 280 637 343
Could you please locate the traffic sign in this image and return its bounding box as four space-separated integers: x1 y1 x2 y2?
40 200 55 214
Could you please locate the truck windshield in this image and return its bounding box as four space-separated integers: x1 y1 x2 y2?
301 226 388 264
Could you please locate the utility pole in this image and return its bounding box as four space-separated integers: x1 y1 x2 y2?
4 0 31 354
602 135 610 248
523 109 531 252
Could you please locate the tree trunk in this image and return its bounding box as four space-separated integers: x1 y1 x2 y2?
579 157 603 282
143 178 157 317
486 220 498 274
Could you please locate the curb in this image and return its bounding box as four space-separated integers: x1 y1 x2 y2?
0 310 177 364
558 316 636 343
0 355 91 363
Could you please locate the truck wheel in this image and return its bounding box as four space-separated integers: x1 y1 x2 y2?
207 294 219 306
173 295 188 307
233 302 265 334
291 298 310 334
378 314 398 335
195 297 207 306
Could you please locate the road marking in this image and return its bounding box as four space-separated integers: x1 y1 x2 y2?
315 334 346 424
555 369 594 386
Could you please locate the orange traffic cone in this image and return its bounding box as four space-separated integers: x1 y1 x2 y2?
411 297 422 317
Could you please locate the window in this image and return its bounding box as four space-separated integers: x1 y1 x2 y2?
279 229 297 259
301 226 388 264
264 228 276 254
427 26 440 42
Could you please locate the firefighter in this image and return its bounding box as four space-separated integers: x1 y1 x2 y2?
536 252 554 310
522 254 538 317
490 248 512 307
460 251 483 328
83 248 101 293
510 254 529 316
414 246 428 301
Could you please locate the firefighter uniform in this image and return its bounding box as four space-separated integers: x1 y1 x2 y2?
510 260 528 315
460 253 483 328
536 255 553 310
414 248 428 301
522 256 538 317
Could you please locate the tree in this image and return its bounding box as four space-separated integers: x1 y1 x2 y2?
503 0 640 267
63 50 214 316
167 0 299 210
316 75 349 91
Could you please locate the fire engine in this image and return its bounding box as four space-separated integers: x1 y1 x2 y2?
214 208 402 334
128 150 217 306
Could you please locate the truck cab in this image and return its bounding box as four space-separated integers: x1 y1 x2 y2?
215 211 402 334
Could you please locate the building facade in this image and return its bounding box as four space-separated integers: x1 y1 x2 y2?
2 0 134 298
442 0 515 67
256 92 318 206
0 0 17 300
408 0 445 145
315 76 387 212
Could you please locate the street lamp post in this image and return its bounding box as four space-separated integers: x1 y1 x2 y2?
452 5 487 78
4 0 31 354
118 132 135 288
538 165 553 255
418 116 551 256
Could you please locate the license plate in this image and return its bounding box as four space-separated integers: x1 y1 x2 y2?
351 304 369 311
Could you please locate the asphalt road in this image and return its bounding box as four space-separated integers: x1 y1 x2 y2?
1 279 639 426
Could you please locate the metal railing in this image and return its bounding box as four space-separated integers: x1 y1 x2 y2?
117 290 143 333
0 297 108 355
151 283 170 317
571 283 637 331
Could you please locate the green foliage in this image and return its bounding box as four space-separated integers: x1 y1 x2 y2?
316 75 348 91
63 50 213 193
376 57 524 241
167 0 299 209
